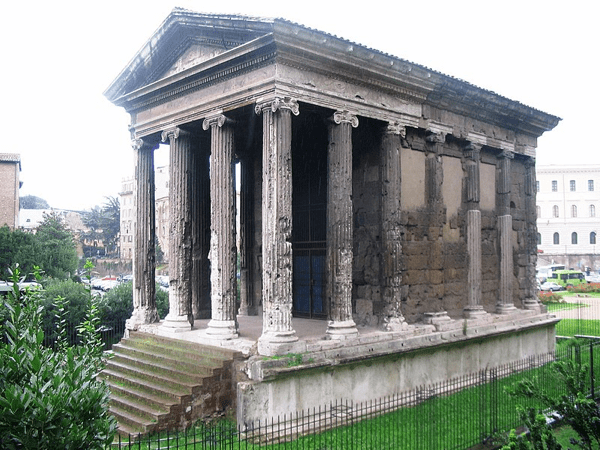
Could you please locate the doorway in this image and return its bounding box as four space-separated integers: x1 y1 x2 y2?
292 111 328 319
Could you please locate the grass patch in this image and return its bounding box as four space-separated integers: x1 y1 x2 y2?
556 319 600 337
546 302 587 312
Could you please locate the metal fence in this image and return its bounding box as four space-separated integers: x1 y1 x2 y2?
109 340 600 450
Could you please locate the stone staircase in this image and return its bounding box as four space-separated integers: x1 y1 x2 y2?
99 331 242 437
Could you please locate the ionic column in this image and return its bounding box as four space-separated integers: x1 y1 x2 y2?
162 127 194 330
381 122 408 331
191 137 211 320
127 137 159 330
463 143 487 319
256 97 299 355
326 110 359 339
523 157 542 311
497 150 517 314
238 155 255 316
203 114 239 339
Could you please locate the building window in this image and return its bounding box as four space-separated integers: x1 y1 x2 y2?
552 180 558 192
571 205 577 218
553 205 559 218
589 180 595 192
591 205 596 217
572 232 578 245
570 180 576 191
536 180 540 192
537 233 542 245
553 232 560 245
536 206 541 218
591 232 597 245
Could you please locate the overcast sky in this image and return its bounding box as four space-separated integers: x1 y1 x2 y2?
1 0 597 211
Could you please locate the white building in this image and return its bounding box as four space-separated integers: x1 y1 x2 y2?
536 165 600 271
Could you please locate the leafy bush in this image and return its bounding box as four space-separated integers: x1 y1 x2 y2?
503 357 600 449
0 266 116 449
538 291 564 303
99 281 169 325
40 279 90 346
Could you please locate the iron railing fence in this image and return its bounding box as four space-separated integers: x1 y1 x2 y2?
109 340 600 450
42 318 126 351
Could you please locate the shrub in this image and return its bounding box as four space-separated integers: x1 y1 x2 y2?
40 279 90 346
567 282 600 294
0 266 117 449
99 281 169 325
537 291 563 303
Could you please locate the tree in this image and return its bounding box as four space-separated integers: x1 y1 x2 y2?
0 266 117 448
35 212 78 279
100 196 120 256
81 196 120 258
0 226 39 278
19 195 50 210
503 356 600 449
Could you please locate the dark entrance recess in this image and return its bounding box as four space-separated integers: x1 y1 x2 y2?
292 111 328 318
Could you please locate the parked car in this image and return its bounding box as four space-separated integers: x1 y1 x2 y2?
540 281 565 292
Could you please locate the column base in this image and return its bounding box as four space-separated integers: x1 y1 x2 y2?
258 330 300 356
523 298 544 313
161 313 192 332
126 307 160 331
206 319 239 340
496 304 518 315
463 306 489 319
326 320 359 340
382 316 410 332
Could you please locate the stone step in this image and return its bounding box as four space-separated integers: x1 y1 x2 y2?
107 380 180 413
110 404 156 436
110 393 169 425
105 359 201 394
100 368 190 402
121 334 228 368
128 331 240 362
102 331 242 437
112 343 218 375
110 351 215 384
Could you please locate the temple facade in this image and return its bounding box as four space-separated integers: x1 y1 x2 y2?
105 9 560 358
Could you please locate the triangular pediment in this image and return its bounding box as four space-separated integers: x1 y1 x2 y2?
105 9 275 102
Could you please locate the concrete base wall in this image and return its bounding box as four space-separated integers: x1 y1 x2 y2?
237 316 557 425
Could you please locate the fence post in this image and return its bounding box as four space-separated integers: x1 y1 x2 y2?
591 341 595 398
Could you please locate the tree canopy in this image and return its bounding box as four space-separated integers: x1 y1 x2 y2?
82 196 120 257
19 195 50 210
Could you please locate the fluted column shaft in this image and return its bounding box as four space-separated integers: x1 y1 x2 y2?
381 123 407 331
162 128 194 330
497 151 516 313
523 157 542 310
128 138 159 329
326 111 359 339
203 115 239 339
256 97 299 355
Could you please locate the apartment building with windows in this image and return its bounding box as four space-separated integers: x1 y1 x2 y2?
536 165 600 271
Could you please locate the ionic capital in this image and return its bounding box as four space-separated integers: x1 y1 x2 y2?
385 122 406 138
332 110 359 128
161 127 180 143
524 156 536 169
131 138 159 152
202 113 234 130
463 142 482 161
498 150 515 160
426 130 446 144
255 97 300 116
